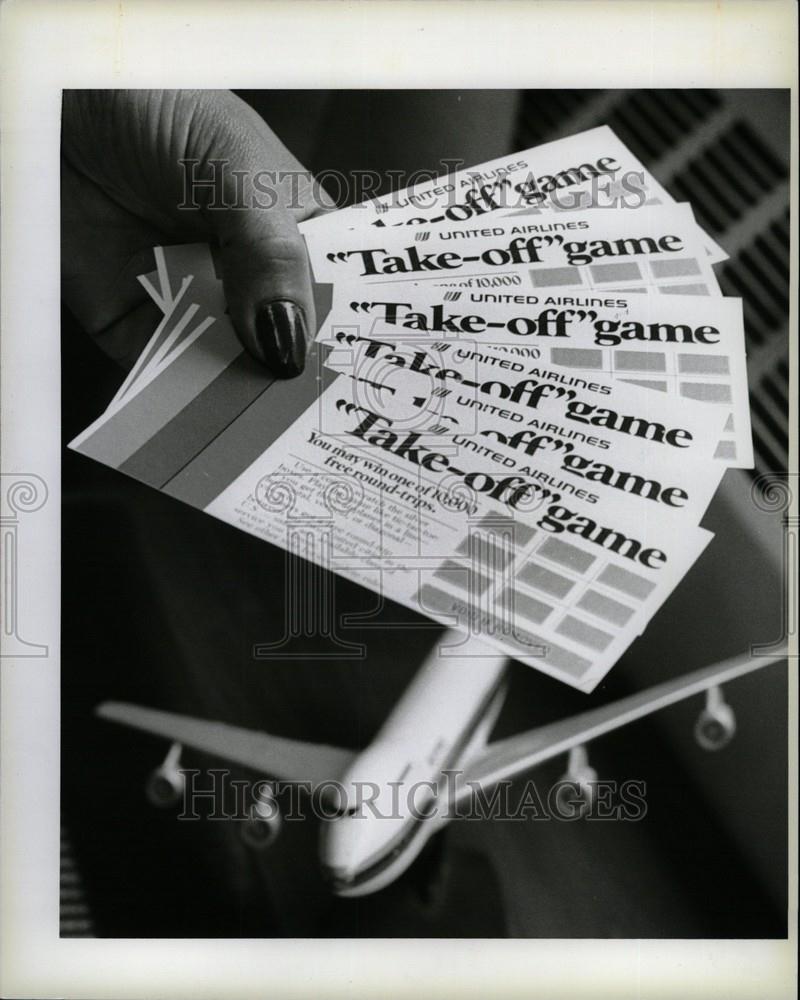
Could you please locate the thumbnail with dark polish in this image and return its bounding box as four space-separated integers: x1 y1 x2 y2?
254 300 308 377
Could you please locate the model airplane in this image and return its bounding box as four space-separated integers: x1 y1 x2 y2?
96 633 786 897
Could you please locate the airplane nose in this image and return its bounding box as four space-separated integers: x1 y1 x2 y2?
319 814 366 887
324 775 369 815
319 779 349 816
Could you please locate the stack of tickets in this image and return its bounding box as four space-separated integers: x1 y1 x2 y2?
71 126 752 692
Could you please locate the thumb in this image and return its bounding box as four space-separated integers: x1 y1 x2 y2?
174 91 326 377
213 200 314 378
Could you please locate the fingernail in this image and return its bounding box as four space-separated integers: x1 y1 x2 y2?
254 300 308 377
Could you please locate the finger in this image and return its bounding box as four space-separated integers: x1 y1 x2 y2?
213 207 314 378
61 157 165 341
92 298 166 370
184 94 326 376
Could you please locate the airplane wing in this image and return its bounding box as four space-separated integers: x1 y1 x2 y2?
455 649 787 806
96 702 357 789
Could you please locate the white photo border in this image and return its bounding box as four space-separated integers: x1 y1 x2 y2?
1 1 797 997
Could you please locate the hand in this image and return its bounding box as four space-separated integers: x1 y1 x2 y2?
61 89 333 376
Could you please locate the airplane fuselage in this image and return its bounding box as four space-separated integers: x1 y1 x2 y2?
319 634 509 895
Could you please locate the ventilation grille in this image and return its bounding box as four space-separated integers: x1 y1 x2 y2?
515 90 596 147
671 122 788 235
716 211 789 345
60 824 93 937
605 89 722 162
513 89 790 479
748 355 790 476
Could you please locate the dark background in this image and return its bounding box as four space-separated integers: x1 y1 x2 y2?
61 89 790 938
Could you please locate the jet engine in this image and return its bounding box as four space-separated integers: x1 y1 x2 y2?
145 742 185 807
241 783 282 849
555 745 597 818
694 685 736 751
